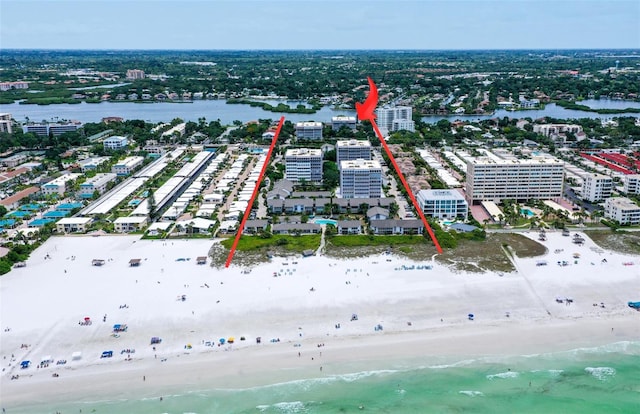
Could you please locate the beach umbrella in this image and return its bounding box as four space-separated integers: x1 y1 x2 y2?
228 337 235 343
219 338 225 344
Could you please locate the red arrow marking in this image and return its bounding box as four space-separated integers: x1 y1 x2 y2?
225 116 285 268
355 77 378 122
356 78 443 254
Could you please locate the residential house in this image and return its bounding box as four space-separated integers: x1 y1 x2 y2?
243 219 269 234
336 220 362 235
114 216 148 233
367 206 389 221
56 217 92 233
369 219 424 235
272 223 321 235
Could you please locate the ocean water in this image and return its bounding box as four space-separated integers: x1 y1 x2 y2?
11 341 640 414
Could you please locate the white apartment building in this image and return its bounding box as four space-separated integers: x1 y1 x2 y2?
581 173 613 202
79 173 117 198
161 123 186 139
23 122 82 137
533 124 583 137
465 157 564 204
126 69 145 80
112 156 144 176
114 216 148 232
340 159 382 199
56 217 92 233
78 156 110 172
295 122 323 140
605 197 640 225
336 140 371 167
416 189 469 220
0 81 28 91
392 119 416 132
1 153 27 168
376 106 415 132
103 136 128 150
623 174 640 195
285 149 323 183
0 113 13 134
41 173 81 196
331 116 357 131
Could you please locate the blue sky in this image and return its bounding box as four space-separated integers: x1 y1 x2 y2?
1 0 638 50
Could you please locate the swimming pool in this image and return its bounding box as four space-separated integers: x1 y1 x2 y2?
315 219 337 226
520 208 535 217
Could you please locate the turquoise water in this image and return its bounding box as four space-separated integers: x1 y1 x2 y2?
315 219 337 226
12 341 640 414
521 208 535 217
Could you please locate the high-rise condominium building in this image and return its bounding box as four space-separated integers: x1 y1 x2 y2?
582 173 613 202
295 122 323 140
336 140 372 167
375 106 415 132
465 157 564 204
285 148 323 183
340 159 382 199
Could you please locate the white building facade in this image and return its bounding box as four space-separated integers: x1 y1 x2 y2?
56 217 92 233
605 197 640 225
340 159 382 199
103 136 128 150
295 122 323 140
336 140 371 167
376 106 415 132
41 173 81 196
79 173 117 198
112 156 144 176
0 113 12 134
465 157 564 204
331 116 357 131
416 189 469 220
581 173 613 202
285 148 323 183
623 174 640 195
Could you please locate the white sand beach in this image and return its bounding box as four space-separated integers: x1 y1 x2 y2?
1 231 639 408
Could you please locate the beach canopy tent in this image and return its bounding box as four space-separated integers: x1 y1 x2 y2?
41 355 53 364
72 352 82 360
92 259 106 266
20 360 30 369
101 351 113 358
113 324 128 332
150 337 162 344
129 258 141 267
196 256 207 265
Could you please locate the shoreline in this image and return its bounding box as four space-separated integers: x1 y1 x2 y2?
3 315 638 408
1 231 639 409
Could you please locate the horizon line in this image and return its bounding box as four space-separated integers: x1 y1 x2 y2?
1 47 639 53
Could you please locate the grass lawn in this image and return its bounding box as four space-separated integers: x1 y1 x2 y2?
220 234 321 252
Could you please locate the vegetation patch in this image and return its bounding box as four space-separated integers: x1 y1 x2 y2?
220 234 321 252
326 234 428 248
435 233 546 273
586 230 640 255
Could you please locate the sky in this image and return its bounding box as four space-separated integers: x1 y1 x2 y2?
1 0 639 50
